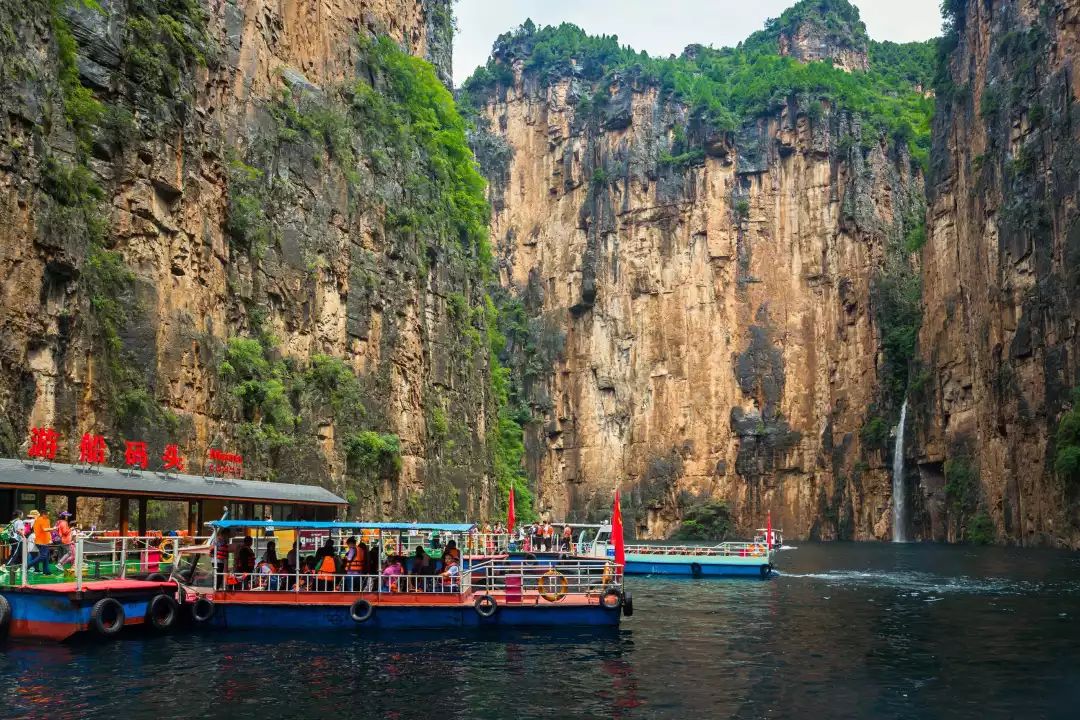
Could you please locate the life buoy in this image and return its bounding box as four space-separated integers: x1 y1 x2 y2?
752 544 766 557
383 538 397 556
146 593 178 631
622 590 634 617
600 587 622 610
159 541 175 564
89 597 125 637
690 562 703 578
349 598 374 623
191 597 215 623
538 570 570 602
0 595 10 631
474 594 498 618
602 562 616 585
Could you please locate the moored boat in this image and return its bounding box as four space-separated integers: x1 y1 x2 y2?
1 534 189 641
578 524 774 578
174 520 631 631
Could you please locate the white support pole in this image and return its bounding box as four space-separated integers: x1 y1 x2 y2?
20 535 28 587
120 537 127 579
75 535 84 593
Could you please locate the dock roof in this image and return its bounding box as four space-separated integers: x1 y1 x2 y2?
0 458 346 507
209 520 476 532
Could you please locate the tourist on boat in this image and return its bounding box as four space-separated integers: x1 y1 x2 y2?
562 524 573 551
343 536 365 591
235 536 256 574
411 545 432 575
440 555 460 592
260 540 278 569
28 510 54 575
298 557 316 591
442 539 461 566
382 555 404 592
314 537 336 564
213 529 231 589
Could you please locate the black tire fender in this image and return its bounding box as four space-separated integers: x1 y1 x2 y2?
474 594 498 618
191 596 215 623
0 594 10 630
690 562 703 578
622 590 634 617
89 597 125 637
146 593 178 631
349 599 374 624
146 572 167 582
601 586 623 610
760 564 772 579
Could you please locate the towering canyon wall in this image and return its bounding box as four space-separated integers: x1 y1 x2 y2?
468 24 927 539
0 0 499 519
914 0 1080 547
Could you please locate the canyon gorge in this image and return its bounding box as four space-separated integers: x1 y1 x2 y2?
0 0 1077 546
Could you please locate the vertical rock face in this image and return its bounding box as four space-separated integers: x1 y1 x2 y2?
476 67 923 538
0 0 497 519
915 0 1080 547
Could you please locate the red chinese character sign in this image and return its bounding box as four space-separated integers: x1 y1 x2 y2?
124 440 149 470
162 444 185 473
78 433 107 465
207 448 243 478
27 427 59 461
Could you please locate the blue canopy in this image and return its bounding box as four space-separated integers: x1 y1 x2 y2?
208 520 476 532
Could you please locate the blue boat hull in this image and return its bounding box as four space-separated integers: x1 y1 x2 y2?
1 586 165 641
624 560 771 577
207 601 621 630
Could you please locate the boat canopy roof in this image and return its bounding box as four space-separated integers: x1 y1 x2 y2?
208 519 476 532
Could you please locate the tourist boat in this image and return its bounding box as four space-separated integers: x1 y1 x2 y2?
172 520 631 631
578 523 774 578
0 534 190 641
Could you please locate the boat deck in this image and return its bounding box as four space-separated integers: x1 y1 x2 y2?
3 579 176 594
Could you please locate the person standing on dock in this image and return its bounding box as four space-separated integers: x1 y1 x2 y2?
4 511 25 567
55 512 75 574
28 510 54 575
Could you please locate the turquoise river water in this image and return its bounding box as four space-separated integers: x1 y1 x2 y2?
1 542 1078 719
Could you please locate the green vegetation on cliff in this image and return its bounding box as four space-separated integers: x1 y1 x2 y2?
462 0 934 167
1054 389 1080 485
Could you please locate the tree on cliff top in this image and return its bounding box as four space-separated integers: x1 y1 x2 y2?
461 1 935 168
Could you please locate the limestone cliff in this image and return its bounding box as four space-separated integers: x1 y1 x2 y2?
913 0 1080 547
0 0 501 519
465 17 928 539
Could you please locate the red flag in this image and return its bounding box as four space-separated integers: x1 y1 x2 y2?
506 484 516 534
767 510 773 549
611 490 625 570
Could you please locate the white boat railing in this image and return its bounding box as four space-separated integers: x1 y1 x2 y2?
216 570 468 595
467 558 622 596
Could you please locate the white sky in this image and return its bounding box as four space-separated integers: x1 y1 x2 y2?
452 0 945 86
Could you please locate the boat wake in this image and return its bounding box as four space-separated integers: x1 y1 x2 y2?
778 569 1077 597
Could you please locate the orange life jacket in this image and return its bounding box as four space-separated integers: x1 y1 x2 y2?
317 554 337 578
345 547 365 574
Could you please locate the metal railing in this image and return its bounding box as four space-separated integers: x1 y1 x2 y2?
0 534 211 590
467 558 621 597
212 570 468 595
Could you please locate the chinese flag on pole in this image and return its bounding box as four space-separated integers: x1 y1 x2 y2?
611 489 626 570
506 484 516 534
